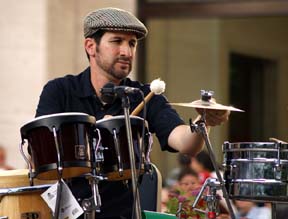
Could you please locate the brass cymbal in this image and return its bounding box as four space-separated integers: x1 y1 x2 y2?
170 99 244 112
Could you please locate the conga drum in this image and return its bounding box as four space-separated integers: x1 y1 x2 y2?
0 169 54 219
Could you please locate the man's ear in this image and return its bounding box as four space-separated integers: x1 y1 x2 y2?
84 38 96 58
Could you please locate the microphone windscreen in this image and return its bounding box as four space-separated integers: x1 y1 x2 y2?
100 82 116 104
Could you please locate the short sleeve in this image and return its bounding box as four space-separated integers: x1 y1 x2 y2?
147 94 185 152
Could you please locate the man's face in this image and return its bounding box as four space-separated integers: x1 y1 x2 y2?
94 31 137 81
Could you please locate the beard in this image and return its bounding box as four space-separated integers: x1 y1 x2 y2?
95 46 132 80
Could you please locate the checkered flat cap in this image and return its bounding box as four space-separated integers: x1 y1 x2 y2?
84 7 148 39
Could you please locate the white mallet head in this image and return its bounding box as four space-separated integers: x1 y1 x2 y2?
150 78 166 95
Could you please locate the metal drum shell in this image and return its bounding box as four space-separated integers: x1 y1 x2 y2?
223 141 288 202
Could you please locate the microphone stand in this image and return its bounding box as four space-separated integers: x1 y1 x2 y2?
121 94 142 219
189 112 236 219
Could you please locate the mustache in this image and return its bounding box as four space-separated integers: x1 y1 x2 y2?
116 57 132 63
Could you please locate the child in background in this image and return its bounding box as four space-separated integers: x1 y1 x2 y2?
166 168 206 219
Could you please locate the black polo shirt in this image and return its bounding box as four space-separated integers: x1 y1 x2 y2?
35 67 184 217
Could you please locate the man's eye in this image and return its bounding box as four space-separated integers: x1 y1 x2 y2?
111 39 121 43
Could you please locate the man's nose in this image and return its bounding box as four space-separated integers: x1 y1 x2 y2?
120 44 132 57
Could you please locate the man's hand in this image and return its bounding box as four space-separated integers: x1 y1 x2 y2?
196 108 230 126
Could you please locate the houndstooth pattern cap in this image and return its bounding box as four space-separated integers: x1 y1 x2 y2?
84 7 148 39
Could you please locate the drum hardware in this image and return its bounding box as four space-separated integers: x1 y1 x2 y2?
19 140 34 186
122 94 142 219
145 132 153 166
192 178 221 219
94 128 105 163
186 90 236 219
0 184 52 202
94 145 107 163
175 201 187 219
81 175 103 219
189 118 235 219
113 129 124 177
274 142 282 180
82 128 104 219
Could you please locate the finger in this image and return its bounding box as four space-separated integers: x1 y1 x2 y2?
205 114 223 126
205 110 230 126
206 110 230 121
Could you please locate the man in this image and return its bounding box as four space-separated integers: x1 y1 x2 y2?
36 7 229 218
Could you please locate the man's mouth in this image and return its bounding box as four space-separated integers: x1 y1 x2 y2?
117 60 131 65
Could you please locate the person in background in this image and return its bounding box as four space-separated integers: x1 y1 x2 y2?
165 168 205 218
0 146 14 170
234 200 271 219
177 168 202 197
190 150 215 184
165 153 192 187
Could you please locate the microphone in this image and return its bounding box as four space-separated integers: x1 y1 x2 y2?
100 82 140 104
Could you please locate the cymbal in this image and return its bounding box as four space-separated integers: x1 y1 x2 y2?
170 99 244 112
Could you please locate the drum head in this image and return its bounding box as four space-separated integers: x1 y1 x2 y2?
20 112 96 137
95 115 145 134
0 169 53 218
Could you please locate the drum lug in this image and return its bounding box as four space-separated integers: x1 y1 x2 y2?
274 142 282 180
274 163 282 180
95 146 107 162
112 129 124 177
145 132 153 165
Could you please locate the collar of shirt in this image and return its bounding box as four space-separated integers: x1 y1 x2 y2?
75 67 129 99
74 67 96 98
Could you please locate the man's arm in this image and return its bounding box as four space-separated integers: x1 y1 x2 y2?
168 110 230 155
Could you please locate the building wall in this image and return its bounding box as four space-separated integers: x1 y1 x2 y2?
146 17 288 180
220 17 288 141
0 0 47 168
146 18 224 179
0 0 136 169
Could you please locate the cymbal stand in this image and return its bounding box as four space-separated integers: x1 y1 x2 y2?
192 178 221 219
122 95 142 219
189 114 236 219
